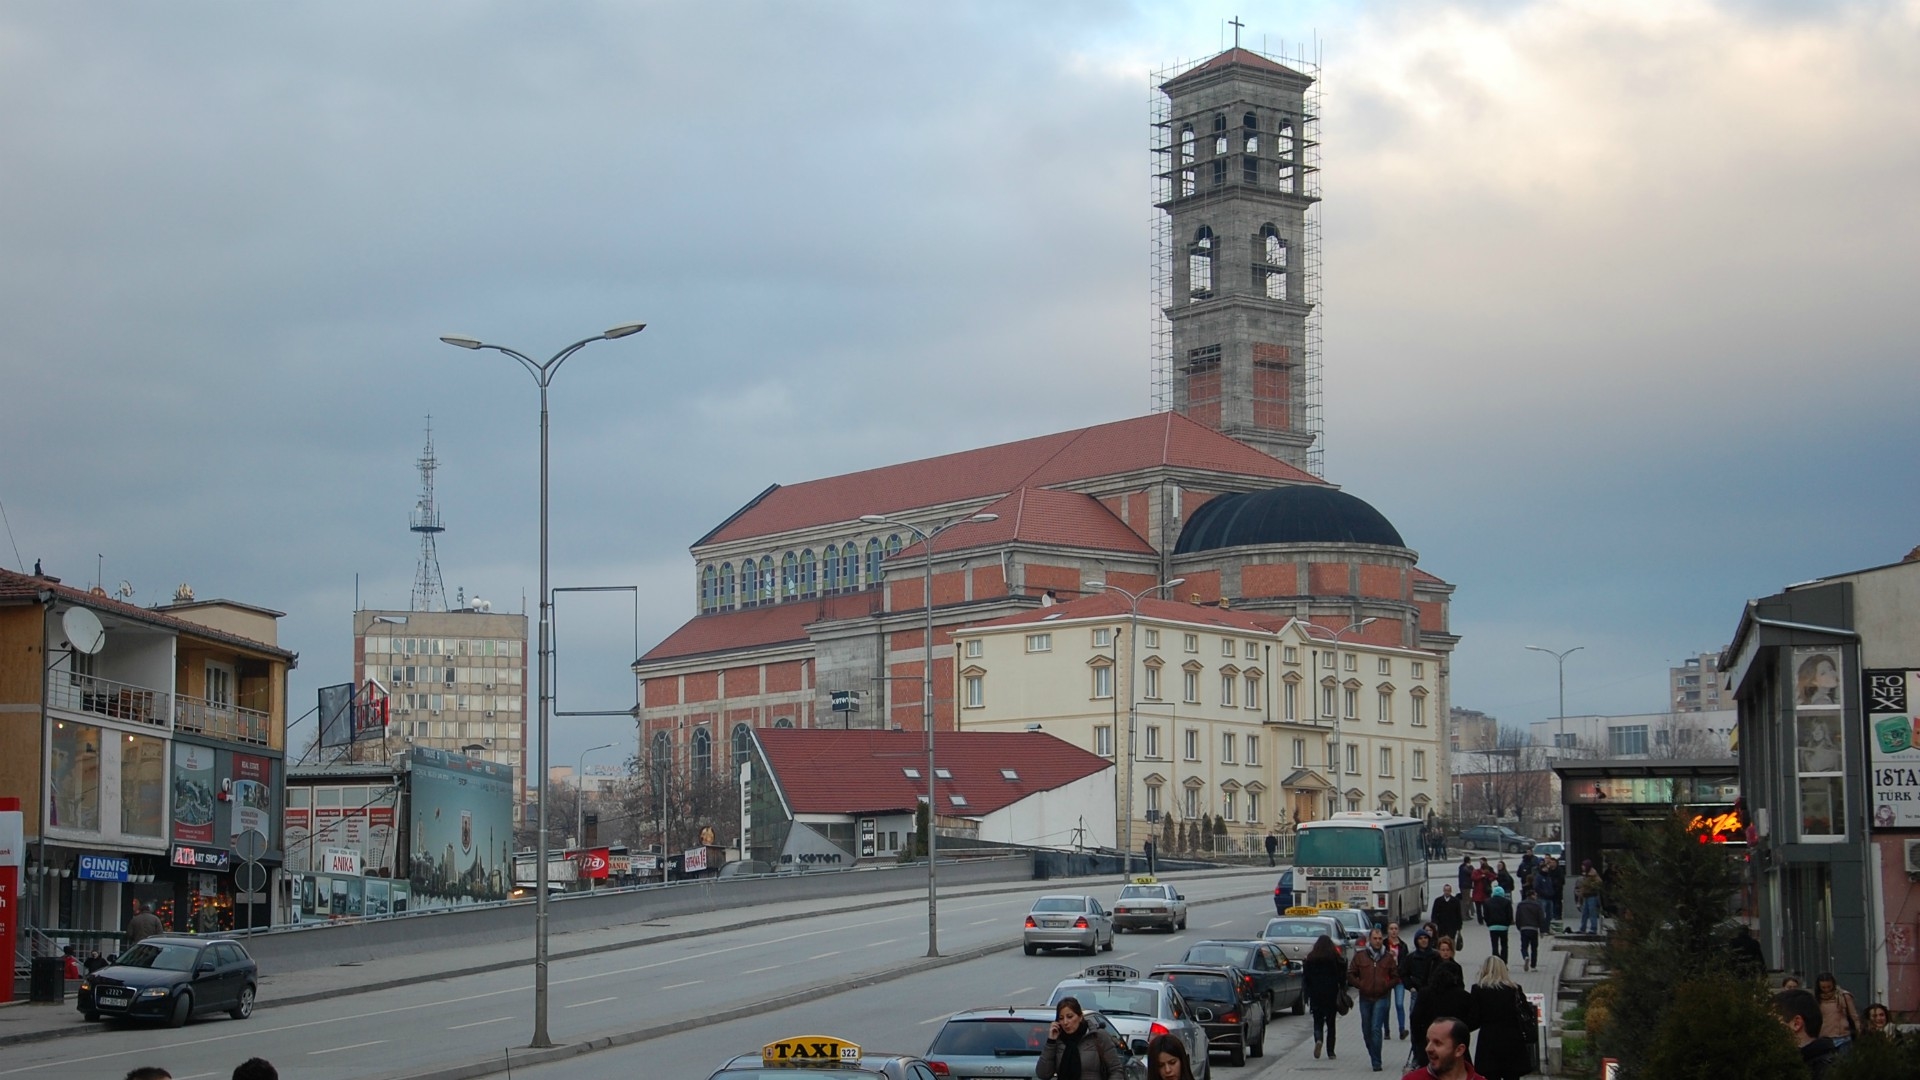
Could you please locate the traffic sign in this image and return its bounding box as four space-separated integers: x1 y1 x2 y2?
236 861 268 893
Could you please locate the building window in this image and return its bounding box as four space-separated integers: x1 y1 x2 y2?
1244 674 1261 709
1411 661 1424 679
1189 227 1214 298
1321 683 1337 718
840 544 858 590
1095 725 1113 757
1144 665 1161 700
1026 633 1052 653
1183 670 1200 704
1093 628 1112 648
700 565 717 612
1411 694 1427 726
1184 634 1199 653
799 549 818 598
965 639 982 658
1211 158 1227 186
1284 680 1297 721
1221 732 1236 763
1246 641 1258 660
1184 728 1200 761
50 720 102 830
1246 790 1260 823
692 727 712 779
1146 783 1161 815
1144 629 1160 649
1413 749 1427 780
822 544 839 593
1093 664 1114 699
1608 725 1649 756
732 723 753 770
1246 735 1259 765
1184 786 1200 819
1379 747 1393 777
1221 638 1235 658
1223 789 1238 821
781 552 799 600
1145 725 1161 758
1377 658 1391 676
1378 691 1393 723
719 562 735 609
1344 653 1357 672
205 663 233 708
1292 738 1305 767
963 675 983 709
1220 673 1236 707
1343 687 1358 719
865 538 884 585
1346 743 1359 775
886 534 903 560
758 556 775 603
1321 651 1335 670
1283 646 1297 664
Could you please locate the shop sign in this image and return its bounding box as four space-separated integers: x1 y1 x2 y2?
324 848 361 876
684 846 708 873
170 844 231 871
78 854 130 882
578 848 610 879
1866 669 1920 829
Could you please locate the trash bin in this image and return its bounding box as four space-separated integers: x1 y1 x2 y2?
28 956 65 1003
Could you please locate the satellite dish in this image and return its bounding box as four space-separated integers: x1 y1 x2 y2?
63 607 106 655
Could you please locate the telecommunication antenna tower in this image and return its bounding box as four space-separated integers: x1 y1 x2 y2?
410 419 448 612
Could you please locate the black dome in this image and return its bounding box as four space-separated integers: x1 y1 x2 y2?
1175 486 1405 554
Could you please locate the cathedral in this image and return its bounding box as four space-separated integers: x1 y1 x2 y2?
633 44 1458 829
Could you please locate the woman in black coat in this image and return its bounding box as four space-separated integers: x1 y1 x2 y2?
1467 956 1534 1080
1300 935 1347 1061
1407 959 1474 1068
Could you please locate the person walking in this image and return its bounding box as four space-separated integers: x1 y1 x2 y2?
1404 1017 1486 1080
1407 961 1474 1071
1813 973 1861 1048
126 900 163 946
1775 988 1848 1078
1513 888 1546 972
1145 1033 1196 1080
1302 934 1347 1061
1516 849 1537 891
1266 832 1279 867
1483 886 1514 964
1575 866 1604 935
1493 861 1515 896
1467 956 1534 1080
1432 934 1465 985
1533 857 1562 932
1350 926 1401 1072
1470 860 1494 924
1038 997 1124 1079
1432 885 1465 957
1386 922 1411 1040
1401 930 1439 1054
1457 855 1474 901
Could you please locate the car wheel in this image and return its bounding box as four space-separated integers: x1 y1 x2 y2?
83 1011 99 1022
1102 932 1114 952
169 992 191 1029
1228 1037 1246 1067
1024 943 1037 956
1252 1016 1266 1057
230 984 255 1020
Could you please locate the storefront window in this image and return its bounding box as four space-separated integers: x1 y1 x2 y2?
1793 646 1847 841
50 720 101 831
121 732 166 837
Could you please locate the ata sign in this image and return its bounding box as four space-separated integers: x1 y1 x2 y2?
170 844 231 871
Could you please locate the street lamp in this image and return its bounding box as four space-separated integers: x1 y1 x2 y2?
1085 578 1185 876
1525 645 1584 753
859 510 997 957
576 742 613 850
440 320 644 1049
1301 617 1377 812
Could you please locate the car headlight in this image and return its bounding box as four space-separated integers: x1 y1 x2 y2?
140 987 171 997
78 981 90 992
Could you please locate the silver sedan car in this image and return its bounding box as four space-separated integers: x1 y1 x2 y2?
1049 966 1211 1080
1023 894 1115 955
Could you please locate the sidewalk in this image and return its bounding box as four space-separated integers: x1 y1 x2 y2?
1264 927 1569 1076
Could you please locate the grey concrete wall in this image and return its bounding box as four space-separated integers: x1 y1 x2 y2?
239 857 1033 974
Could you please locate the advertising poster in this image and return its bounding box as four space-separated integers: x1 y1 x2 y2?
408 747 513 906
366 790 399 877
284 790 310 874
230 753 273 855
171 744 217 843
1866 669 1920 828
1793 647 1847 840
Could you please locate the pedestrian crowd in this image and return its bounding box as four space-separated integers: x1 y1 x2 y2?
123 1057 277 1080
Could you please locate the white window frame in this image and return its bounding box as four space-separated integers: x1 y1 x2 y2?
1223 789 1238 821
1220 672 1236 707
1292 738 1305 767
1093 627 1113 648
1025 633 1052 653
1183 670 1200 704
1377 690 1393 723
963 675 983 709
1411 661 1424 679
1246 790 1261 823
1412 694 1427 726
1283 646 1297 664
1413 749 1427 780
1345 743 1359 775
1184 728 1200 761
1144 665 1161 700
1145 725 1161 759
1092 664 1114 699
1379 747 1393 777
1245 735 1259 765
1244 674 1260 709
965 639 982 658
1221 732 1236 763
1221 638 1235 658
1094 725 1114 757
1184 634 1199 654
1144 628 1160 649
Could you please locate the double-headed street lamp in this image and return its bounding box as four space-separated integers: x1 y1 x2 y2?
440 321 645 1050
1086 578 1185 876
1525 644 1583 752
576 742 614 850
859 511 997 958
1301 617 1377 811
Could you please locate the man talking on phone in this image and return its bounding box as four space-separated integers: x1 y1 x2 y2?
1402 1018 1484 1080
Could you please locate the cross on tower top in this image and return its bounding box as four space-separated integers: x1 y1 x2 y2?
1229 16 1244 49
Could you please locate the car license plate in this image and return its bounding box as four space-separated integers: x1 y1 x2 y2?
1045 918 1067 928
97 989 131 1007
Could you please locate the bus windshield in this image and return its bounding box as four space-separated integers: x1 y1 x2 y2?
1297 828 1385 866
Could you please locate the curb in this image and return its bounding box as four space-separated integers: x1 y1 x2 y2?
393 885 1274 1080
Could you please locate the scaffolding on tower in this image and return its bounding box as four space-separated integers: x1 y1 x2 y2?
1149 42 1324 476
410 419 448 612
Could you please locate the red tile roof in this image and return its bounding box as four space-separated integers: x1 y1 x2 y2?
0 568 295 660
963 592 1277 634
637 590 880 665
898 488 1155 558
754 728 1112 816
1412 568 1451 587
701 413 1322 547
1162 48 1309 88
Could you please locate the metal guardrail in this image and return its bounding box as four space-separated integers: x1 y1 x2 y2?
45 673 171 730
174 693 271 745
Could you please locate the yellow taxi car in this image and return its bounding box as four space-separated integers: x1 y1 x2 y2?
708 1035 940 1080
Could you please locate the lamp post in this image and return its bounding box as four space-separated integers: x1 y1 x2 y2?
440 321 644 1049
1085 577 1185 876
1525 645 1583 753
859 511 997 957
576 743 613 850
1301 618 1377 811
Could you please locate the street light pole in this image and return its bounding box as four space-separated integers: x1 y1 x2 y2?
860 511 997 958
1086 578 1185 877
1525 645 1584 752
440 321 645 1050
576 742 613 852
1301 618 1377 812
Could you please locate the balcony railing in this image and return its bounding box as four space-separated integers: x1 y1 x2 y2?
174 694 272 747
46 673 171 730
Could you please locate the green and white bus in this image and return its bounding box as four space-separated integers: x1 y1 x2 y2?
1294 812 1428 926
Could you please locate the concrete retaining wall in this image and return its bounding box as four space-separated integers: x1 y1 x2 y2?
241 857 1032 974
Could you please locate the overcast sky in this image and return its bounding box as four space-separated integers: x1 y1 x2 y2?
3 1 1916 774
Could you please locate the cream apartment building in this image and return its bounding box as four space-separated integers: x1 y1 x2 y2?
952 594 1444 854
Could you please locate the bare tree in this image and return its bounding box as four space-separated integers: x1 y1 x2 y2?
1466 725 1555 826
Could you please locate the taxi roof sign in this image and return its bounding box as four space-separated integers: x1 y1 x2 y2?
1315 901 1350 911
762 1036 861 1065
1283 906 1323 917
1080 964 1140 981
1130 875 1158 884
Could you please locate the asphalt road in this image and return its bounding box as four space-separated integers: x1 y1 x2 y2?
0 870 1277 1080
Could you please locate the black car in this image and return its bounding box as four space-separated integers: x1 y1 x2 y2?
1460 825 1534 854
1180 939 1305 1017
1147 965 1266 1067
79 936 257 1027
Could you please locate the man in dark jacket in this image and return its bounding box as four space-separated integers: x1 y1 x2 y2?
1431 884 1465 955
1483 885 1515 962
1776 987 1849 1078
1534 856 1564 930
1456 855 1473 898
1401 929 1439 1035
1514 889 1547 971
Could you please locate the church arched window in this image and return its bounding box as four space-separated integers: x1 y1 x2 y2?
799 549 817 598
650 730 673 796
865 538 884 585
732 723 753 771
1243 111 1259 154
758 556 775 603
1262 224 1287 300
1212 113 1228 155
886 534 903 559
692 726 712 780
700 565 716 613
1277 116 1295 155
718 562 735 609
822 544 839 593
1179 124 1195 165
780 552 799 600
1190 227 1215 300
841 543 859 591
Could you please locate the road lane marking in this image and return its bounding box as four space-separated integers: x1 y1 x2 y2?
864 938 899 948
968 918 999 926
448 1015 514 1029
808 951 841 960
309 1040 388 1056
566 996 621 1009
1006 986 1035 997
658 980 704 991
741 964 782 975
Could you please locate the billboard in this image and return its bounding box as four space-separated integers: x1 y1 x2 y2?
318 683 356 749
408 747 513 905
171 744 217 843
230 753 273 858
1867 669 1920 828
